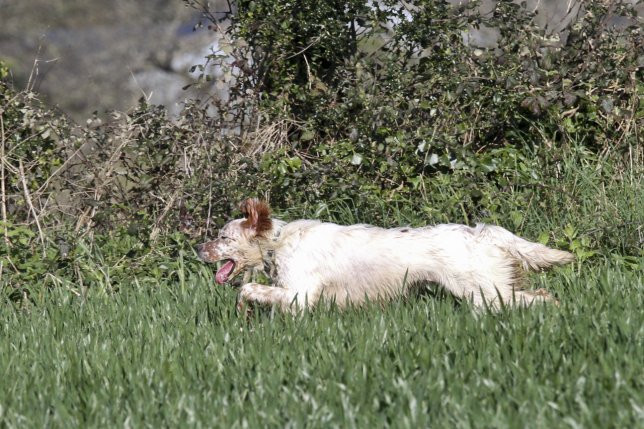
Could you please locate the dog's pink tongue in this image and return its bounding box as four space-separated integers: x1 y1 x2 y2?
216 260 235 284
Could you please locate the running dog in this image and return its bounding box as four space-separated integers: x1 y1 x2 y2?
197 198 574 312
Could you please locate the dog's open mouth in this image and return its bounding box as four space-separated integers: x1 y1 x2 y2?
216 259 236 284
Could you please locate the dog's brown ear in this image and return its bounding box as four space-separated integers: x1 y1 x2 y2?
240 198 272 237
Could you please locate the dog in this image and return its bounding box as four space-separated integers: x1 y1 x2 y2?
197 198 574 312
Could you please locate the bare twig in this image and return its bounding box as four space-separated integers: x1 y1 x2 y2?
74 128 133 234
285 36 323 60
0 114 9 247
26 44 44 93
150 189 181 242
18 159 46 256
26 42 59 94
36 144 84 194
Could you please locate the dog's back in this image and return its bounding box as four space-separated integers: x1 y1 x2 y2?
271 221 573 308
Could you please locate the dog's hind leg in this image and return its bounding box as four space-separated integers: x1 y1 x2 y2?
476 287 556 309
444 249 555 309
238 283 310 314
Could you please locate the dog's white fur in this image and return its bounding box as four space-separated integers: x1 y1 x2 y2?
197 199 574 312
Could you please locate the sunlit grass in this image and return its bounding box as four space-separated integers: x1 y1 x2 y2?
1 144 642 428
1 255 642 428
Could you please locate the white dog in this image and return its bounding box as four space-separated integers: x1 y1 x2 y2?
197 198 574 312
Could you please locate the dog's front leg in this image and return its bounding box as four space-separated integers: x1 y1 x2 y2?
238 283 302 314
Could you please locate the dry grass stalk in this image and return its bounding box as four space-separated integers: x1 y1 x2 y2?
74 127 135 235
18 159 46 256
0 114 9 248
245 117 295 156
149 189 181 243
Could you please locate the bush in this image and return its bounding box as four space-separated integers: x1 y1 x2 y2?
188 0 642 211
1 0 642 297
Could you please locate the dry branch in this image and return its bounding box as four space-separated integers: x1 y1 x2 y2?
0 114 9 248
18 159 46 256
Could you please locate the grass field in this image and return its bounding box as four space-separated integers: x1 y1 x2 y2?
1 258 642 428
2 145 643 428
2 3 642 424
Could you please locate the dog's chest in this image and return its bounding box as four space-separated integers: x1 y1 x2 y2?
260 226 311 287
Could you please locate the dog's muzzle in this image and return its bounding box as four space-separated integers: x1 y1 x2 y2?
195 242 217 262
195 242 238 284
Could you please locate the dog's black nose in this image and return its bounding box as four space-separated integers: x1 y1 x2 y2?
195 243 204 253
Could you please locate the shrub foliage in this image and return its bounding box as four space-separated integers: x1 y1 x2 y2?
0 1 642 296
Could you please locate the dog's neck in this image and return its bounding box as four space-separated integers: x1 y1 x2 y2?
258 218 285 279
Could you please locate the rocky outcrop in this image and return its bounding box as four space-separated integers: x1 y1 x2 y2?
1 0 641 122
0 0 229 121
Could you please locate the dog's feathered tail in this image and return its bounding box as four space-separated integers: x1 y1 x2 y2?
477 224 575 272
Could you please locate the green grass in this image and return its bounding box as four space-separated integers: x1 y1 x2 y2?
1 142 642 428
1 258 642 428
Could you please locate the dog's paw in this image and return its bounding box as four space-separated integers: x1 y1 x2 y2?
238 283 255 300
236 291 246 314
236 284 260 315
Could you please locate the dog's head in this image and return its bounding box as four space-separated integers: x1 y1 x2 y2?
196 198 273 284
